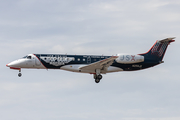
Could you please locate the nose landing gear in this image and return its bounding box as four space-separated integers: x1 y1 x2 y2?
18 69 22 77
18 73 22 77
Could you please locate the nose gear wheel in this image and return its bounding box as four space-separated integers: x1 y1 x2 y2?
18 73 22 77
18 69 22 77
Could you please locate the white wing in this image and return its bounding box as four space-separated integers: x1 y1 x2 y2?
79 56 118 73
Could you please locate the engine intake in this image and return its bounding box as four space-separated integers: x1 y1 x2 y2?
115 54 144 64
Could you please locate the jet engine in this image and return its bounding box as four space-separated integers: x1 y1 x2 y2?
115 54 144 64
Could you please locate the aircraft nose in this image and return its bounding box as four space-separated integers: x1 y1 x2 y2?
6 61 14 67
6 64 9 67
6 60 21 68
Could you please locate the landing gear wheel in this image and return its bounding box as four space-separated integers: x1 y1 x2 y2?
95 79 100 83
18 73 22 77
97 75 102 80
93 74 102 83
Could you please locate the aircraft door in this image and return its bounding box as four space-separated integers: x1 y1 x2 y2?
31 56 35 67
35 57 41 66
25 55 35 68
87 56 91 64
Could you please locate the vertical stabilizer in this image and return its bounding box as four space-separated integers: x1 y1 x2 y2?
140 37 175 62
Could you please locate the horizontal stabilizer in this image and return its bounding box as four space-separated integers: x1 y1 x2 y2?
159 37 175 43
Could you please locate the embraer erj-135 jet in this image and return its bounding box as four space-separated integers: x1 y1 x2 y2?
6 38 175 83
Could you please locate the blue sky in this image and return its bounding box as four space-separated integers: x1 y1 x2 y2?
1 0 180 120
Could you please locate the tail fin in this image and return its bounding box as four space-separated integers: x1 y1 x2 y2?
140 37 175 62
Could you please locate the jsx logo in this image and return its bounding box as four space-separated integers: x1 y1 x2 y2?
131 55 135 61
120 55 135 61
120 55 131 61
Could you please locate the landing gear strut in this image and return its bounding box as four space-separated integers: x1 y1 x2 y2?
18 69 22 77
94 74 103 83
93 69 103 83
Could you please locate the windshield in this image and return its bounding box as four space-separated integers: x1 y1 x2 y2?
27 56 31 59
23 56 27 58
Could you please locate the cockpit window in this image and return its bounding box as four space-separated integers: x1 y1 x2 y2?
23 56 27 58
27 56 32 59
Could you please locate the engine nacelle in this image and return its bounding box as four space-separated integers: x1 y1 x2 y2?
115 54 144 64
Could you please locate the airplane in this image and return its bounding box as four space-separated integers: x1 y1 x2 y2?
6 37 175 83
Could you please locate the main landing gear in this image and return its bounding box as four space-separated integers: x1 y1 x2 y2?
94 69 103 83
18 69 22 77
94 74 103 83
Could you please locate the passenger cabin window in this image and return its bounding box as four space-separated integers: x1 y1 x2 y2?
27 56 31 59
